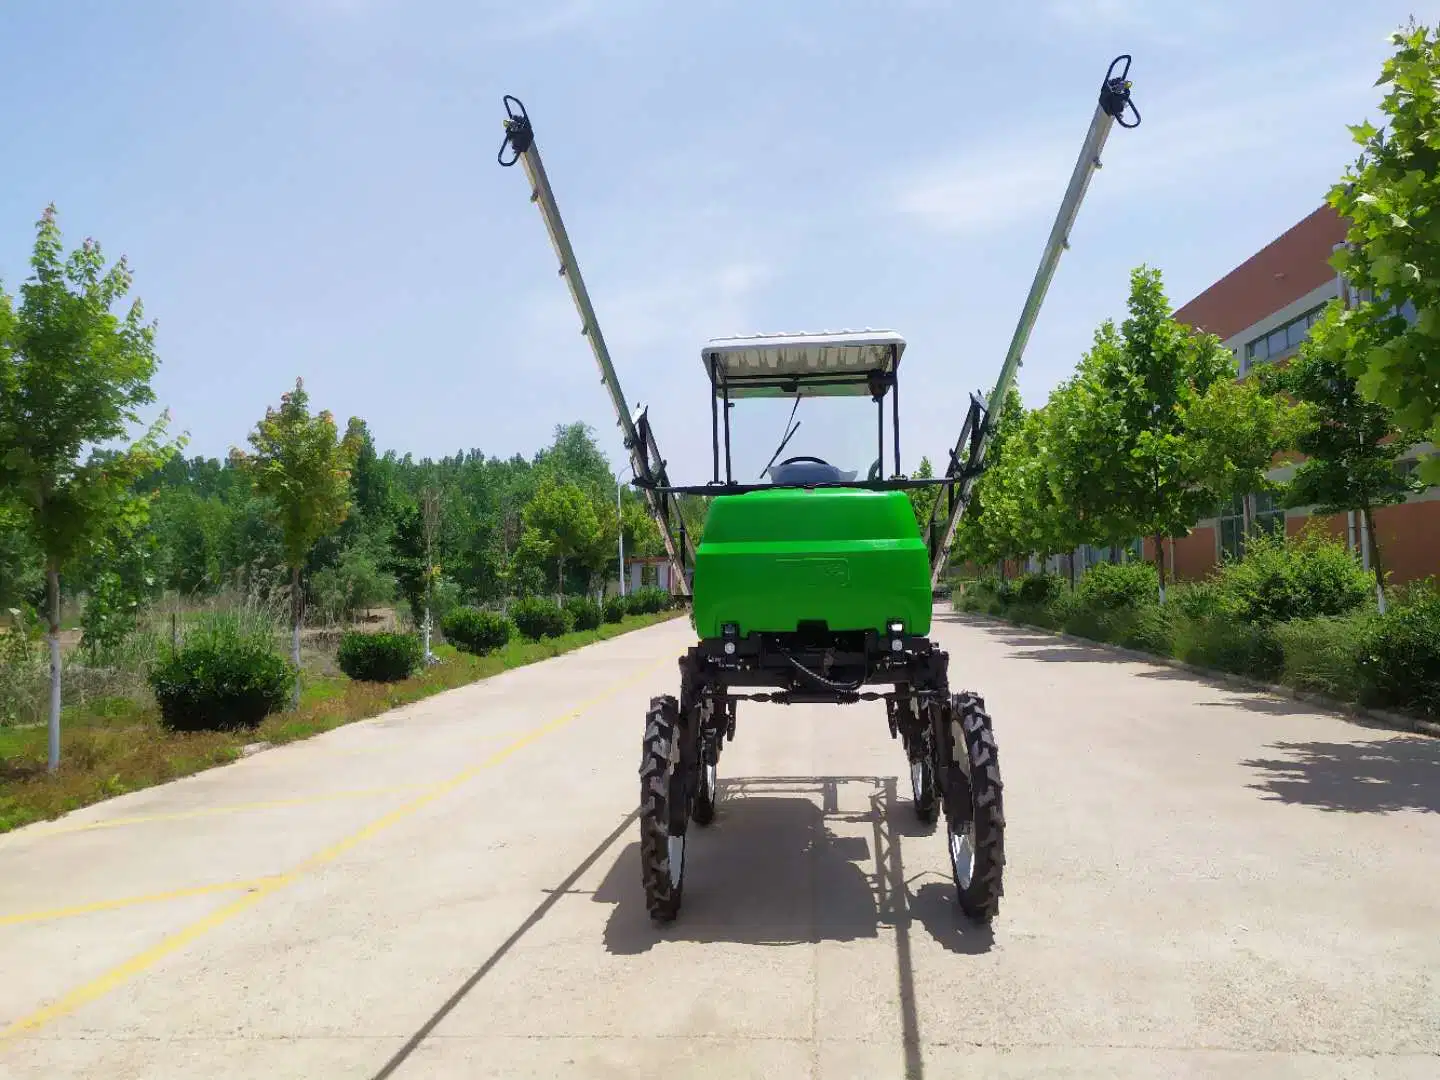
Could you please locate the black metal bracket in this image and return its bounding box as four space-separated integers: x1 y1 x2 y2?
632 476 956 496
1099 54 1141 129
498 94 534 166
964 393 991 479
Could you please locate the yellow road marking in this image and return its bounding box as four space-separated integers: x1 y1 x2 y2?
0 876 287 928
31 785 437 835
0 657 667 1044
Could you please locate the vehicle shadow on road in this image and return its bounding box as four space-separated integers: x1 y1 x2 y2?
594 775 993 959
1240 737 1440 814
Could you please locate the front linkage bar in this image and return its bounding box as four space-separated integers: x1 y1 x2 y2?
926 55 1141 589
498 96 695 597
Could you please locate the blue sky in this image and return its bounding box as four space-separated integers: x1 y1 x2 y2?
0 0 1422 484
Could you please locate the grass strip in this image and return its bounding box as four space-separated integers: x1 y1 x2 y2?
0 610 680 834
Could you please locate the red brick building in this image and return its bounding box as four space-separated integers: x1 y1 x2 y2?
983 204 1437 589
1158 204 1439 587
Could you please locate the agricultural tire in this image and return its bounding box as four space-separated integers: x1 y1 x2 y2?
909 722 939 825
944 691 1005 922
639 694 687 922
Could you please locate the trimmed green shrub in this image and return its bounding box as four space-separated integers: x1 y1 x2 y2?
1170 579 1225 620
442 607 514 654
149 619 294 733
628 587 670 615
1075 560 1158 611
337 630 421 683
1355 591 1440 715
1213 528 1370 625
1014 571 1065 607
565 595 603 632
1274 614 1373 701
954 575 1010 613
510 597 572 640
1173 615 1283 681
1112 603 1178 655
602 595 629 623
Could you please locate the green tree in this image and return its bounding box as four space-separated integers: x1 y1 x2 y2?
992 404 1078 569
906 455 937 532
536 422 618 503
1327 19 1440 482
0 497 43 613
954 388 1025 571
1076 265 1282 599
230 378 363 705
506 527 551 599
0 205 178 770
521 474 602 595
1259 303 1422 610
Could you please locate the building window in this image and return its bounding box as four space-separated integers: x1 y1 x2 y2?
1217 492 1283 562
1244 304 1327 369
1253 489 1286 539
1218 494 1245 562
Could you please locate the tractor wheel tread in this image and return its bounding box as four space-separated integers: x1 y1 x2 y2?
948 692 1006 922
639 695 683 922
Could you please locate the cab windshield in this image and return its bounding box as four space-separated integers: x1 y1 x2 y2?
729 395 882 486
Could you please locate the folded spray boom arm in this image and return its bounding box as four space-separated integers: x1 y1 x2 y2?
498 95 696 597
926 54 1140 587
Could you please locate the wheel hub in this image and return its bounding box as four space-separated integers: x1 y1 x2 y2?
948 820 975 890
667 834 685 888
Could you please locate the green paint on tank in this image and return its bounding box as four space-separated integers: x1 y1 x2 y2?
691 487 932 639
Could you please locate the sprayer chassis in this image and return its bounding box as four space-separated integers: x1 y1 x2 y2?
638 624 1006 924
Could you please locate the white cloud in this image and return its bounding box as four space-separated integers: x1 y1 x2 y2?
1042 0 1232 42
479 0 599 42
266 0 612 43
889 51 1382 237
507 257 775 475
585 259 774 355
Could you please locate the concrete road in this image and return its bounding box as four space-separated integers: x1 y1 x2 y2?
1 608 1437 1079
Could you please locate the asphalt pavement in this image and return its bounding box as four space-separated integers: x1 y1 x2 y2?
1 606 1437 1079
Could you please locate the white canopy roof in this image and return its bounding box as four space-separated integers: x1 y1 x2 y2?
701 329 906 398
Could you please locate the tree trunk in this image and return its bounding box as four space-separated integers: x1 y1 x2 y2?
1153 533 1167 604
1363 507 1387 614
557 553 566 599
290 564 303 710
46 565 62 774
422 576 434 663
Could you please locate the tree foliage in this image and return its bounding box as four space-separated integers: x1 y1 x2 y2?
522 474 602 590
1061 266 1294 592
0 207 178 577
953 388 1026 567
906 455 937 532
230 378 363 573
1259 302 1422 603
230 377 363 700
1327 19 1440 481
0 206 178 769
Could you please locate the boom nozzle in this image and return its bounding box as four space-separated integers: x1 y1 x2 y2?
498 94 533 166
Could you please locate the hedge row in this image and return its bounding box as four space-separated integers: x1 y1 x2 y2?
146 591 683 733
957 531 1439 719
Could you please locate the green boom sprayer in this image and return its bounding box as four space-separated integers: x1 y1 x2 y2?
497 56 1141 923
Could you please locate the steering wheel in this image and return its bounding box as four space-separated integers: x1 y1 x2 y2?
867 457 881 481
776 455 833 468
